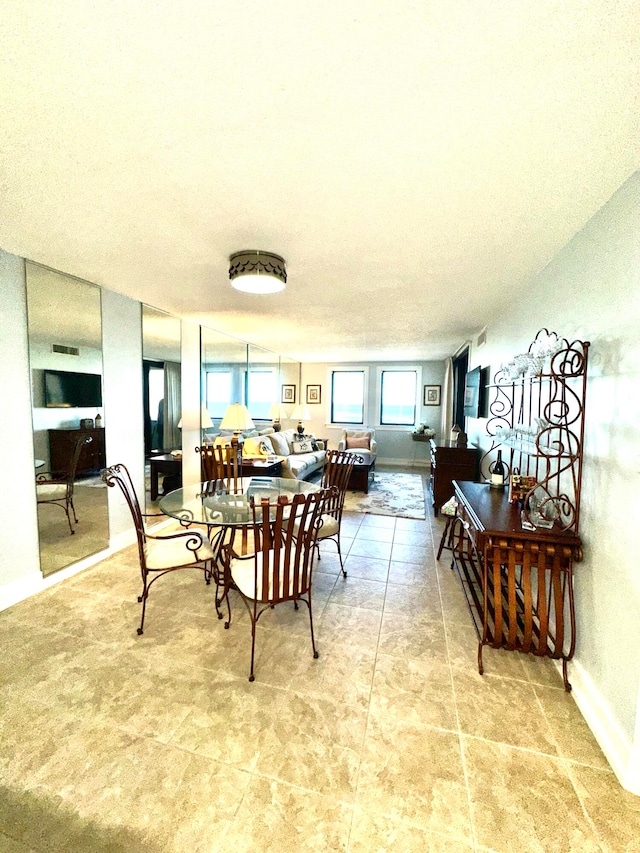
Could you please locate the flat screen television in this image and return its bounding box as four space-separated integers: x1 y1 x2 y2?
463 366 489 418
44 369 103 408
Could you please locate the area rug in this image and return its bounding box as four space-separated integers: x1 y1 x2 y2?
343 471 426 519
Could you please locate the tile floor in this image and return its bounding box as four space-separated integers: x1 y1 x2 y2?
2 502 640 851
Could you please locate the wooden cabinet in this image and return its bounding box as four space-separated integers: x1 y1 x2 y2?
48 428 106 476
429 440 479 516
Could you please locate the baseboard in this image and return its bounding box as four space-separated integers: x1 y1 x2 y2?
0 527 138 613
377 457 430 468
567 657 640 795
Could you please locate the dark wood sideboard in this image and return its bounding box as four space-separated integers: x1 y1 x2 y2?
48 428 106 477
429 439 480 516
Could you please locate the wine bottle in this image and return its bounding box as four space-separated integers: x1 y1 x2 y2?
491 450 505 490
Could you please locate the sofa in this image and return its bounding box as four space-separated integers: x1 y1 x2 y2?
213 427 326 481
255 428 326 481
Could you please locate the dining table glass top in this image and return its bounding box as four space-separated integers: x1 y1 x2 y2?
158 476 322 527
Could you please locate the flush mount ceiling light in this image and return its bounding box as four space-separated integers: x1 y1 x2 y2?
229 250 287 294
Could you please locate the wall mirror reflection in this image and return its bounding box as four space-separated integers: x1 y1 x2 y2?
26 261 109 577
142 305 182 515
200 328 248 442
248 344 280 428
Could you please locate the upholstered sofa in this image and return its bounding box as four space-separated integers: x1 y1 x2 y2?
254 428 326 481
213 427 326 481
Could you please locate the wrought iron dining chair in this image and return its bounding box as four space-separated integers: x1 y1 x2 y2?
296 449 363 578
36 434 92 535
102 463 215 635
196 443 243 494
222 489 327 681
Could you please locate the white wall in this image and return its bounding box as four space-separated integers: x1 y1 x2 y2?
464 171 640 794
301 360 445 465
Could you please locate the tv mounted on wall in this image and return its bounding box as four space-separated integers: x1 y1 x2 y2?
463 366 489 418
43 369 103 408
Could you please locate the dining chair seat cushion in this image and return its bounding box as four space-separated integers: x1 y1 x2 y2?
145 531 214 570
231 549 306 601
292 513 339 541
36 482 67 500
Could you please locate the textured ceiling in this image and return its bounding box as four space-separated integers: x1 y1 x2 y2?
1 1 638 361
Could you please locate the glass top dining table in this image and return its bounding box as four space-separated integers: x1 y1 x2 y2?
158 476 322 527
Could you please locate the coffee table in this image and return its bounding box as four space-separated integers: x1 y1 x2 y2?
239 457 282 477
348 457 376 494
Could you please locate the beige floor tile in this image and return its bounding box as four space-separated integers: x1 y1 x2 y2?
452 668 558 754
383 581 442 619
569 763 640 853
359 514 396 529
256 691 364 797
534 684 611 769
217 776 353 852
348 539 393 561
349 808 474 852
369 653 457 732
445 620 531 681
354 526 395 543
328 578 387 611
292 639 376 706
391 543 432 564
393 526 434 546
463 737 604 853
342 554 390 583
378 610 448 662
387 560 437 586
356 718 473 842
318 604 383 649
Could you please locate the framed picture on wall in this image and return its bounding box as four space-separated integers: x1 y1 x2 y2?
306 384 321 404
281 385 296 404
424 384 441 406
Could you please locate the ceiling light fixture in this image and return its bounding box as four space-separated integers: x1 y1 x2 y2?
229 250 287 294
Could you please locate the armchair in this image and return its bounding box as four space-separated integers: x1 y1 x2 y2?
337 429 376 465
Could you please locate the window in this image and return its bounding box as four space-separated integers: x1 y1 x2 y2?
331 370 365 424
247 369 277 420
206 370 232 419
379 369 417 425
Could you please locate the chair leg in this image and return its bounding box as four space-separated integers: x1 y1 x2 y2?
308 597 319 660
248 618 257 682
336 536 347 578
437 516 454 560
137 570 149 635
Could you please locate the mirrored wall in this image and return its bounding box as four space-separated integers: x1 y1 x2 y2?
26 262 109 577
142 305 182 514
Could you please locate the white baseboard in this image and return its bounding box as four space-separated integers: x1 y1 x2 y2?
568 657 640 795
0 527 138 612
377 457 430 469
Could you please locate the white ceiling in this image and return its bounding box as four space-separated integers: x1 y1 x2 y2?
1 1 638 362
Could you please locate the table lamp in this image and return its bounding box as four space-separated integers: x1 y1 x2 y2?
290 404 311 436
268 402 289 432
220 403 255 445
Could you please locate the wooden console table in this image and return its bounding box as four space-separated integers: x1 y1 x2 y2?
48 427 106 477
429 440 479 516
450 479 582 691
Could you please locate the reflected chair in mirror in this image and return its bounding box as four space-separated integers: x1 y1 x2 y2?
297 449 363 579
222 489 326 681
36 434 92 535
102 463 215 635
196 443 243 494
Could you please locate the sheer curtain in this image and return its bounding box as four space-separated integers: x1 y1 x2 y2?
440 357 454 440
163 361 182 451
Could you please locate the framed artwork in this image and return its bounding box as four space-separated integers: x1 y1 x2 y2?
306 384 321 404
281 384 296 404
423 384 441 406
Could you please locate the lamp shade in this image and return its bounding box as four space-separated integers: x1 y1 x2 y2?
229 250 286 294
290 404 311 422
201 405 213 428
268 402 289 420
220 403 255 433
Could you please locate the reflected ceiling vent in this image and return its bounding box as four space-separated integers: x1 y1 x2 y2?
52 344 79 356
477 328 487 348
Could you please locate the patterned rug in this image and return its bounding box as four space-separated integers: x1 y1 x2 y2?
342 470 426 519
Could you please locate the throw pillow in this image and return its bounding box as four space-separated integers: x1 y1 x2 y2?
269 431 290 456
293 439 313 454
346 436 370 449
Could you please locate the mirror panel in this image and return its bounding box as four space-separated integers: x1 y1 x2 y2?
247 344 280 427
279 354 301 422
142 305 182 514
200 329 248 441
26 262 109 577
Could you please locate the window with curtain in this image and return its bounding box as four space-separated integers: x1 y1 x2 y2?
380 369 417 425
331 370 365 424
